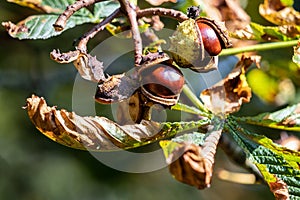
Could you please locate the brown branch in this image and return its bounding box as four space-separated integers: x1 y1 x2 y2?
77 8 121 51
137 8 189 22
119 0 143 66
53 0 104 31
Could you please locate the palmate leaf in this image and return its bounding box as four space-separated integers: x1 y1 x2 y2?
237 103 300 131
3 0 120 39
25 95 210 151
227 121 300 200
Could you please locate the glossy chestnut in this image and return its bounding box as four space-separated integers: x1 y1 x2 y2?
139 64 185 106
197 22 222 56
196 18 232 57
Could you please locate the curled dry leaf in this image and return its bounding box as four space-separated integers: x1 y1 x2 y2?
200 55 261 114
95 73 139 104
269 178 289 200
24 95 165 151
50 49 105 82
167 143 212 189
145 0 177 6
2 21 29 37
259 0 300 25
202 0 253 48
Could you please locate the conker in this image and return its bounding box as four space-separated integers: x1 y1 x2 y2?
139 64 184 106
197 22 222 56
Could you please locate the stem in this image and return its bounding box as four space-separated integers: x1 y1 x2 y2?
77 8 121 51
220 40 298 56
54 0 103 31
182 84 210 115
137 8 188 22
119 0 143 65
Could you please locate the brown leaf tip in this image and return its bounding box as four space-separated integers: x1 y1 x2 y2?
168 143 213 189
2 21 29 35
269 179 289 200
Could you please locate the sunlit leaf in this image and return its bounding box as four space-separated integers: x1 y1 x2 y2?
237 103 300 131
228 121 300 199
25 95 210 151
200 55 260 114
171 103 209 117
233 22 300 41
247 69 295 105
259 0 300 25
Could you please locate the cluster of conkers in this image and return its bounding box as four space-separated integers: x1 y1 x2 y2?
95 8 232 121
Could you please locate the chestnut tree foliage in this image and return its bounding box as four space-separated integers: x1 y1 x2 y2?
2 0 300 199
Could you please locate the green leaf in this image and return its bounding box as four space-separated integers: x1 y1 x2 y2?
160 132 206 159
280 0 294 7
4 0 122 39
171 103 209 116
237 103 300 131
3 14 95 40
227 121 300 199
94 0 120 19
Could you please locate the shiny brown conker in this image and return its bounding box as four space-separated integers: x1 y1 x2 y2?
139 64 185 106
196 22 222 56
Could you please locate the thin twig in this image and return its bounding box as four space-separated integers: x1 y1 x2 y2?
137 8 189 22
53 0 104 31
119 0 143 65
77 8 121 51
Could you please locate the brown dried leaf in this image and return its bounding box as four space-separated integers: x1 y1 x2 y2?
74 52 106 82
276 133 300 151
95 73 139 104
50 49 80 63
259 0 300 25
203 0 252 48
269 178 289 200
50 49 105 82
167 143 212 189
200 55 261 114
145 0 177 6
25 95 162 151
2 21 29 36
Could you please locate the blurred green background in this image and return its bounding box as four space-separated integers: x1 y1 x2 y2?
1 0 299 199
